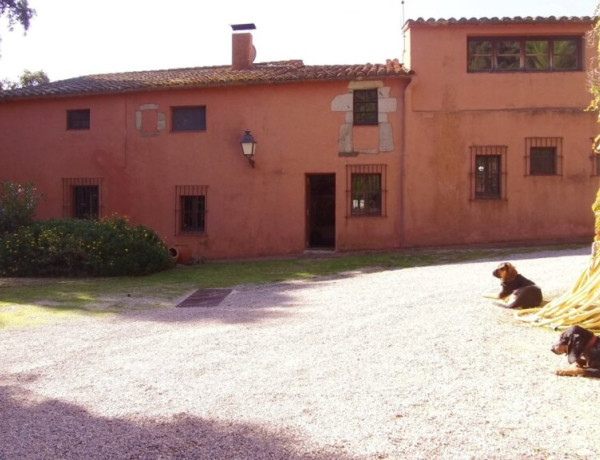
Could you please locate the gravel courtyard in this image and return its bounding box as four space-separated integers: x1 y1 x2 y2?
1 247 599 459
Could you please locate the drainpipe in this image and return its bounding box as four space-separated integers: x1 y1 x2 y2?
399 76 414 249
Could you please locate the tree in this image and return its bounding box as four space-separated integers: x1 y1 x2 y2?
0 0 35 33
0 0 35 62
516 13 600 333
0 1 38 90
1 69 49 90
18 68 48 86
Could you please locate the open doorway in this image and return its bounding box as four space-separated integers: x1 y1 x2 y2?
306 174 335 249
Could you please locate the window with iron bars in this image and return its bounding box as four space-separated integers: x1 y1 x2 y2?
353 89 378 126
346 164 387 216
470 146 507 200
62 178 102 219
525 137 562 176
175 185 208 234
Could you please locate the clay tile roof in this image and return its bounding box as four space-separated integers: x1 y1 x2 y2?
404 15 594 29
0 59 411 101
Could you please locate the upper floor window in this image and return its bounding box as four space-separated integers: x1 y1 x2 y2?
171 106 206 132
468 36 582 72
353 89 378 125
530 147 557 175
67 109 90 130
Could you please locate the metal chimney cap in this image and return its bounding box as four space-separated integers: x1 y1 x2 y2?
231 23 256 31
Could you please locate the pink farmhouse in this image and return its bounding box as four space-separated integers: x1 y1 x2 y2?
0 17 597 261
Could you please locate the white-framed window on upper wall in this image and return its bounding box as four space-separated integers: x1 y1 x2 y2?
66 109 90 130
175 185 208 235
62 177 102 219
470 145 507 200
467 36 583 73
346 164 387 217
525 137 562 176
353 89 378 126
171 106 206 132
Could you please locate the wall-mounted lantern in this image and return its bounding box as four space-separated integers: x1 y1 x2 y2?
240 130 257 167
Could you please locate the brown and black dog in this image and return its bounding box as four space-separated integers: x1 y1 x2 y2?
492 262 543 309
551 325 600 377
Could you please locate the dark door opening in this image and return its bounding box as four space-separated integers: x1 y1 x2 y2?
306 174 335 249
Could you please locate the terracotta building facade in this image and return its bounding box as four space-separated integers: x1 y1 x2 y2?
0 17 598 261
402 17 599 247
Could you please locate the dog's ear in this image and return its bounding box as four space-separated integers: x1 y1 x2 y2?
567 330 586 364
505 263 517 278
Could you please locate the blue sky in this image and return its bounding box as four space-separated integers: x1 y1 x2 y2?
0 0 596 82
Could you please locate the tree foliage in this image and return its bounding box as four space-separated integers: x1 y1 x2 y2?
589 10 600 240
0 0 35 32
0 1 37 88
589 10 600 151
1 68 48 90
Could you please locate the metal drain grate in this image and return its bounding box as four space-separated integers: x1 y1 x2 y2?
176 288 232 308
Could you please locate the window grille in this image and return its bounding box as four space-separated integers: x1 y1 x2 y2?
525 137 562 176
346 164 387 217
469 146 507 200
62 177 102 219
353 89 378 126
175 185 208 234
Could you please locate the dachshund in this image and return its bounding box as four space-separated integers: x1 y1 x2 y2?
491 262 543 309
551 325 600 377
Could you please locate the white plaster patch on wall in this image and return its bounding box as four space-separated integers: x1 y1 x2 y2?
348 81 384 90
378 87 391 98
157 112 166 131
135 104 166 135
338 123 353 153
135 111 142 131
333 83 397 155
331 93 353 112
379 123 394 152
378 97 397 113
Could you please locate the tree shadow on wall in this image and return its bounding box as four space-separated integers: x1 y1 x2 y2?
0 384 358 459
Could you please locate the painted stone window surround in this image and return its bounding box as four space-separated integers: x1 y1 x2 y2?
135 104 166 137
331 81 397 156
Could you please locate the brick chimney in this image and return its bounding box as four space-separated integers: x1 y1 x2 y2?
231 23 256 70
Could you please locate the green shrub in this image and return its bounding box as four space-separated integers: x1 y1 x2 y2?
0 216 174 277
0 181 39 234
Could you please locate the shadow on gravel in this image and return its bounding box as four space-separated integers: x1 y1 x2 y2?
129 281 323 325
0 384 357 459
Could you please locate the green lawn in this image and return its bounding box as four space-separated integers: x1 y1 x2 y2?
0 244 585 329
